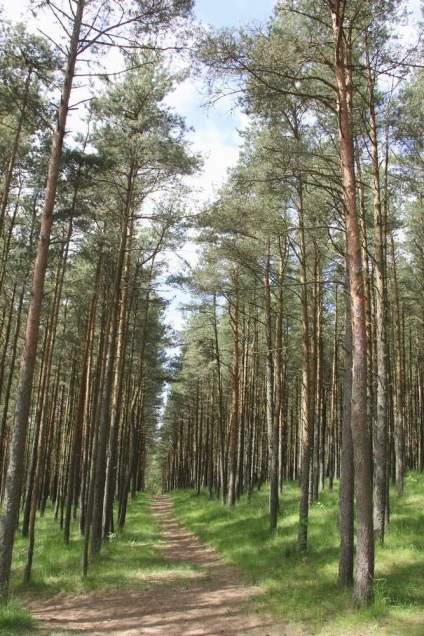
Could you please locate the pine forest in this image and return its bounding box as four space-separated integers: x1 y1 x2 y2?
0 1 423 634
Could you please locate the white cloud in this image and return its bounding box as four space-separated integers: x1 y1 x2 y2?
166 75 245 200
190 122 240 193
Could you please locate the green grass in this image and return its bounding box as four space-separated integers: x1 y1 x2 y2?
171 472 424 636
6 493 193 634
0 601 34 636
11 494 170 598
5 475 424 636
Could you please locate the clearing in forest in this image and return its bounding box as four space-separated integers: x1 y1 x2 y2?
27 495 291 636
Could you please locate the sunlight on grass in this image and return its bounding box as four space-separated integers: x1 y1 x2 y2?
6 493 179 634
10 493 170 599
171 472 424 636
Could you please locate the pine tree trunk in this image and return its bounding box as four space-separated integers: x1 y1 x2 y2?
275 238 285 493
364 35 388 544
297 176 312 552
91 166 136 555
0 0 85 602
228 267 240 508
102 216 133 538
338 268 354 587
212 293 227 504
264 248 279 531
64 267 99 543
0 284 25 494
330 2 374 607
329 290 339 491
390 234 405 498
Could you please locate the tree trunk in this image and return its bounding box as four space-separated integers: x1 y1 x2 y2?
212 293 227 504
330 1 374 607
228 267 240 508
364 35 388 545
297 176 312 552
0 0 85 602
390 234 405 498
102 215 134 539
338 269 354 587
64 264 99 543
264 247 279 531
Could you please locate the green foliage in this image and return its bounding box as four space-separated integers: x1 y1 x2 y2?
171 472 424 635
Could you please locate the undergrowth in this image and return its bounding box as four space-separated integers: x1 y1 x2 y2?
171 471 424 636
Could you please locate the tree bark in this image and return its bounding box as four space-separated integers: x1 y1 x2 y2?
0 0 85 603
338 269 354 587
264 247 279 531
364 35 388 545
390 234 405 498
297 176 312 552
228 267 240 508
330 0 374 607
64 264 99 543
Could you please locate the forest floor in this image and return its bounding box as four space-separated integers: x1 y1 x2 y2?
26 495 295 636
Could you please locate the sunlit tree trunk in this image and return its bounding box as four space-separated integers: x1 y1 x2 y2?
330 0 374 606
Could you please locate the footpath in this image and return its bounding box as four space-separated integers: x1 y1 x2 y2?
27 494 292 635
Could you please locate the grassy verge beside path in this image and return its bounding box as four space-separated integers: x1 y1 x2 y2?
171 472 424 636
1 493 172 635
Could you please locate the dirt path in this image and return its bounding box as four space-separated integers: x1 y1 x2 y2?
27 495 292 635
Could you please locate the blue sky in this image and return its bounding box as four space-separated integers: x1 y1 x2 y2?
1 0 280 331
1 0 422 331
194 0 276 27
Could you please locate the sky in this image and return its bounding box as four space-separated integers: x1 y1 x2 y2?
1 0 422 332
0 0 276 202
1 0 279 331
164 0 276 202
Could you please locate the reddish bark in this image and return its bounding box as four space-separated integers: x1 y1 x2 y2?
330 0 374 607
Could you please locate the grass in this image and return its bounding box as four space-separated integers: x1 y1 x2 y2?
0 601 34 636
171 471 424 636
11 494 170 597
5 492 194 634
4 474 424 636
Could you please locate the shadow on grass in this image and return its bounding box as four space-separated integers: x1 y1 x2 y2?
0 601 34 636
171 473 424 635
11 494 168 600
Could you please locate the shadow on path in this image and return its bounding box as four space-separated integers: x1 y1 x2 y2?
27 495 292 636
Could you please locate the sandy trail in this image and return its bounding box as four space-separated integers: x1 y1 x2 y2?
27 494 291 635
